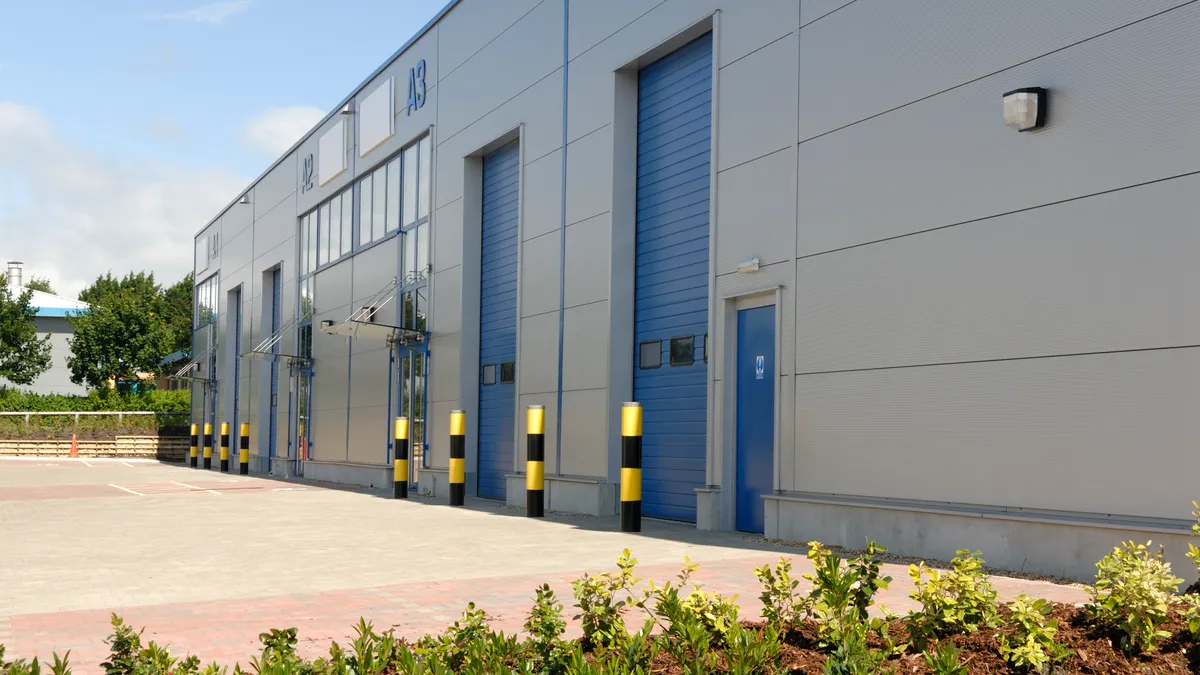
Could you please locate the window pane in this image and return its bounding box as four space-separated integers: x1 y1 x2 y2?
415 286 427 332
318 203 331 266
481 365 496 386
402 290 415 329
298 217 307 275
669 336 695 367
404 228 417 282
403 144 418 225
639 341 662 369
415 222 429 277
372 169 386 241
386 158 400 233
306 214 317 273
340 192 353 256
359 178 372 246
329 195 341 261
499 362 515 384
418 135 431 220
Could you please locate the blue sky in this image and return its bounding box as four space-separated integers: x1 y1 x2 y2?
0 0 446 297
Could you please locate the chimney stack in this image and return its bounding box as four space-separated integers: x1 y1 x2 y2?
6 261 22 289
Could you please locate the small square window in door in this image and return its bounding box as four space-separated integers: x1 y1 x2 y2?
481 364 496 385
670 336 695 366
499 362 516 384
639 341 661 369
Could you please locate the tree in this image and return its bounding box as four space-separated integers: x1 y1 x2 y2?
160 272 194 355
0 275 52 386
25 276 55 295
67 272 172 390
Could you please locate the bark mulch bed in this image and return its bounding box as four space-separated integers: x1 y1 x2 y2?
641 604 1197 674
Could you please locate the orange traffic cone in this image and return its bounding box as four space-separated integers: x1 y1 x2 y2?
70 433 79 458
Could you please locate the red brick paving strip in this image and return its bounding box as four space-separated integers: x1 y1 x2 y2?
4 556 1088 672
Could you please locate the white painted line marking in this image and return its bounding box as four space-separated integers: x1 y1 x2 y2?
172 481 221 495
110 484 143 496
121 461 133 468
81 461 92 467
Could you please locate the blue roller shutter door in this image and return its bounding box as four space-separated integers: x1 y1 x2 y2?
633 34 713 521
478 141 520 499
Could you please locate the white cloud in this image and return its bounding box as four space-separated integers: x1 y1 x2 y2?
240 106 324 156
0 101 247 300
157 0 252 25
142 115 188 142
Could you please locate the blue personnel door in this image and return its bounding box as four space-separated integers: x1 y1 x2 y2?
735 306 775 533
633 33 713 521
478 140 520 499
268 269 281 465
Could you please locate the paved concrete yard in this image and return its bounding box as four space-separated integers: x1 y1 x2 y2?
0 458 1087 671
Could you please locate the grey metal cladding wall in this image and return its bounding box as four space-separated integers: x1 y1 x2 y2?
796 0 1191 141
795 174 1200 374
795 1 1200 258
793 347 1200 521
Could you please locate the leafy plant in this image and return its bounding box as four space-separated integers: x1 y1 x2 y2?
803 541 892 649
1087 540 1181 653
638 559 740 648
572 549 640 651
524 584 568 673
415 603 492 671
1180 593 1200 641
907 550 998 646
821 629 893 675
723 623 783 675
1186 501 1200 588
753 557 804 629
997 595 1070 671
921 642 967 675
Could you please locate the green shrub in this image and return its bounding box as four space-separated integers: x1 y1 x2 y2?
723 623 783 675
634 559 739 673
753 557 804 629
907 550 998 646
996 595 1070 671
804 541 893 650
821 629 893 675
1186 501 1200 585
921 642 967 675
524 584 568 674
571 549 640 651
1087 540 1181 653
1180 593 1200 640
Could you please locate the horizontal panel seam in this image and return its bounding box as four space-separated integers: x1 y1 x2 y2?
797 169 1200 261
796 343 1200 377
797 0 1199 145
438 0 548 83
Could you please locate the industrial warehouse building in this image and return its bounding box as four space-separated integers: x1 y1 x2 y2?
192 0 1200 580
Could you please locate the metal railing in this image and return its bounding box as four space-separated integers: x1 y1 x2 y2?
0 411 189 424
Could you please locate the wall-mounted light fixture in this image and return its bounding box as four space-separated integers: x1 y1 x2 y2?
339 103 353 115
1003 87 1047 132
320 320 335 330
736 257 760 274
238 194 251 205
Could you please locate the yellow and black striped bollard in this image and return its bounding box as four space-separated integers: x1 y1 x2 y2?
620 402 642 533
449 410 466 506
526 405 545 517
394 417 409 499
239 423 250 475
189 423 199 468
219 423 230 473
202 422 213 470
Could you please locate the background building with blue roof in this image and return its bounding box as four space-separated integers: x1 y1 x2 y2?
1 262 88 395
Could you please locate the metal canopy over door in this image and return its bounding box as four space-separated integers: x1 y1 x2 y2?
735 305 775 533
477 140 520 500
633 33 713 521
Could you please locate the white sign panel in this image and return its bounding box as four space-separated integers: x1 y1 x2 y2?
359 77 394 158
318 119 347 186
